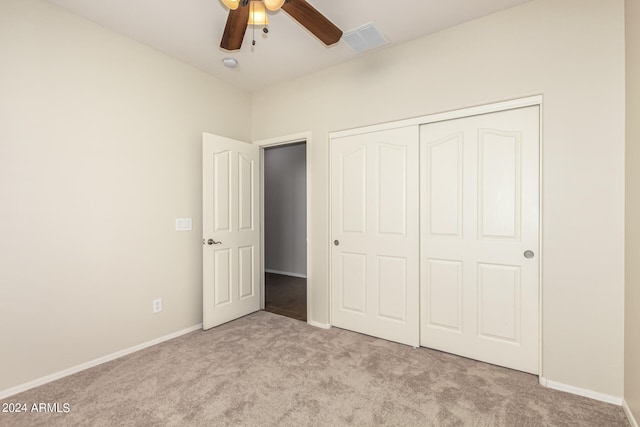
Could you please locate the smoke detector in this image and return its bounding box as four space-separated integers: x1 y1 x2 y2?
223 57 238 68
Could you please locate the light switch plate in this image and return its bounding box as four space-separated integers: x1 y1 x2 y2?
175 218 192 231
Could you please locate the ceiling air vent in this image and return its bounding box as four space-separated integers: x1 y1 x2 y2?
342 22 388 54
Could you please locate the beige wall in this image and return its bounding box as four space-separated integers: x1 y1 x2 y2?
626 0 640 422
0 0 250 391
252 0 626 398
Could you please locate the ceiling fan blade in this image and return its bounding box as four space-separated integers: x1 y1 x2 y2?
281 0 342 46
220 5 250 51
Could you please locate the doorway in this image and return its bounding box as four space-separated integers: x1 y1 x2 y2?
263 142 307 321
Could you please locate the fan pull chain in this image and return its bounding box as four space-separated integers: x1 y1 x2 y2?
251 1 256 46
250 1 268 48
263 4 269 36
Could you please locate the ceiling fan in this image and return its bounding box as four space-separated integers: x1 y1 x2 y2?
220 0 343 51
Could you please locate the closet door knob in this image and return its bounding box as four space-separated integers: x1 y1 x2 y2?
334 240 340 246
523 250 534 259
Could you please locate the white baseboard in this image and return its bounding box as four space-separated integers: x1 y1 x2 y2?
0 323 202 400
265 269 307 279
307 320 331 329
624 399 639 427
539 377 622 405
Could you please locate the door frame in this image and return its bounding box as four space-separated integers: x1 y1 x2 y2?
254 131 313 325
329 95 543 376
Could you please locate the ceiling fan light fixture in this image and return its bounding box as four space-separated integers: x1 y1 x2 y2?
263 0 285 11
219 0 342 51
248 1 269 25
221 0 240 10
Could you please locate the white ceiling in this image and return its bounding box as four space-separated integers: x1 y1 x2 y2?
47 0 532 92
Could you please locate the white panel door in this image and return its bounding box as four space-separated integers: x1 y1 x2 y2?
420 106 539 373
331 126 419 347
203 133 260 330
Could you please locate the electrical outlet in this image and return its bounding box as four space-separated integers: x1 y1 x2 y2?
152 298 162 314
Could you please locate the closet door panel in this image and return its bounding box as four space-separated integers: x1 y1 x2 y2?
331 126 419 347
420 106 540 374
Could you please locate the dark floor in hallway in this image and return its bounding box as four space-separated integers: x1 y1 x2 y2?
264 272 307 321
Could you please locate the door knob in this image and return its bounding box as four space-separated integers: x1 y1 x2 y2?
207 239 222 245
334 240 339 246
523 250 534 259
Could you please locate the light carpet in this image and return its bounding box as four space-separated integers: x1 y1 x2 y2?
0 311 629 426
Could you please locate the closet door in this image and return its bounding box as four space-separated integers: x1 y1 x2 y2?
420 106 539 374
331 126 419 347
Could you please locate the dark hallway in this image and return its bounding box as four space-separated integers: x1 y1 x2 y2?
264 272 307 321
